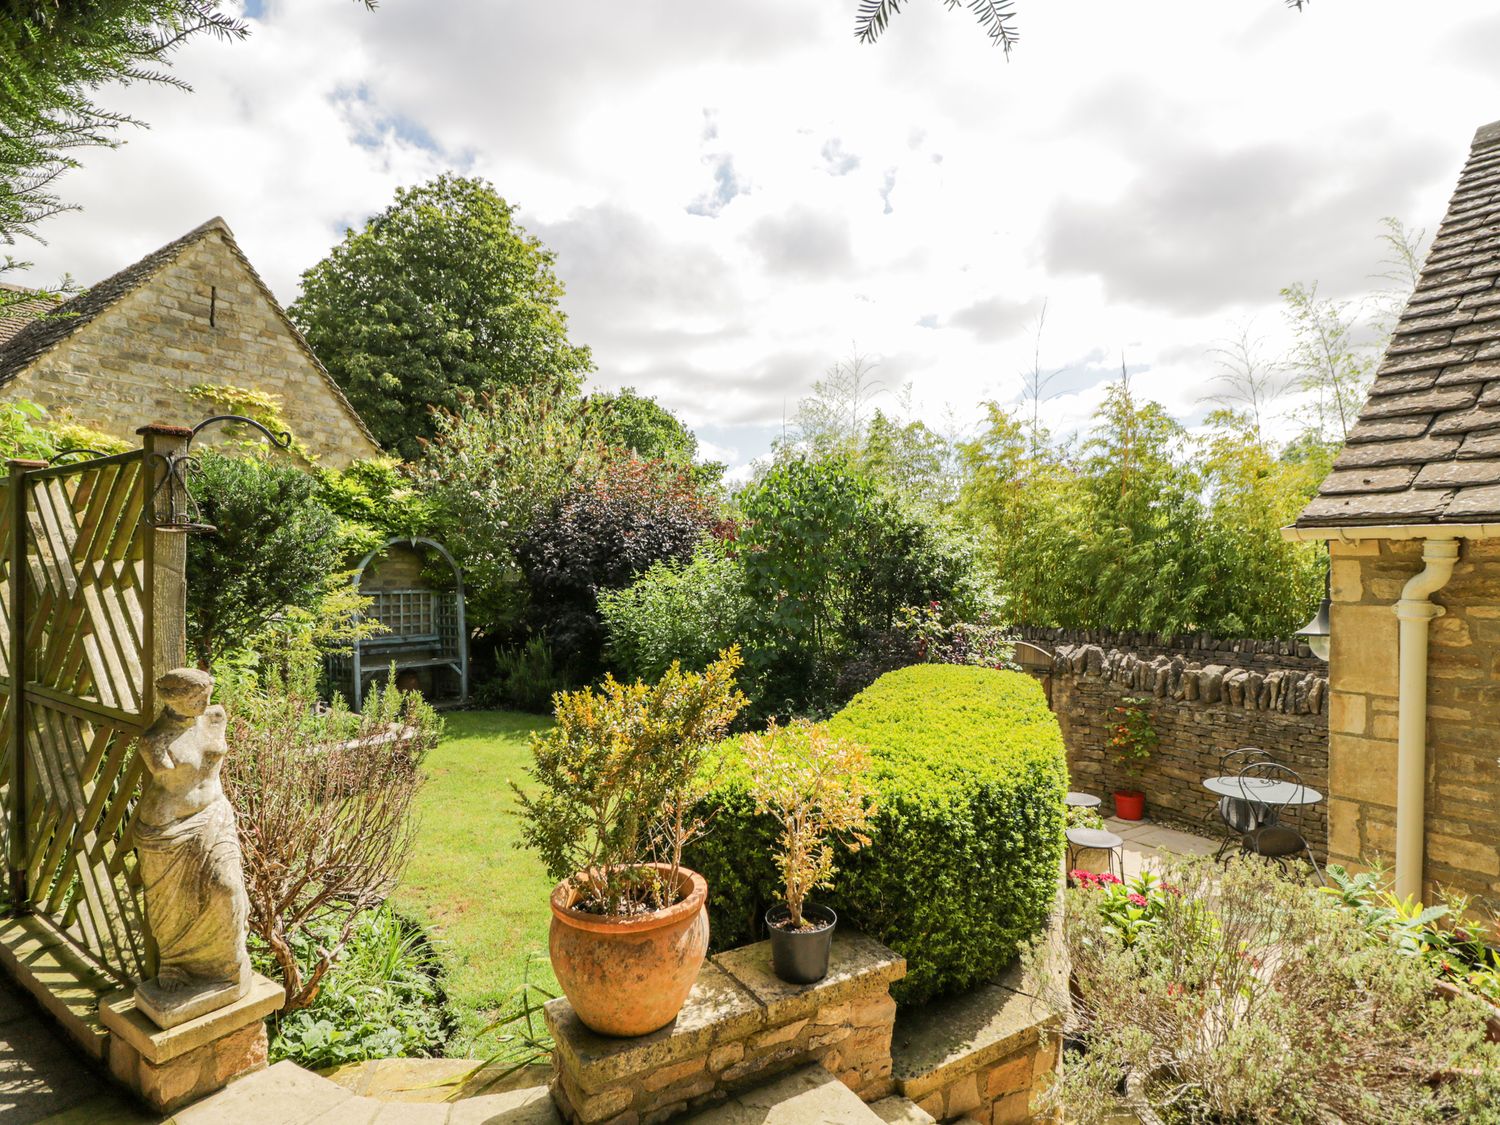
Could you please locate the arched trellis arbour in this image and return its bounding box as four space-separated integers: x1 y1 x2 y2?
328 536 468 707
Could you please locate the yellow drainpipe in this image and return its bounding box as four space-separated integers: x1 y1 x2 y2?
1393 538 1460 901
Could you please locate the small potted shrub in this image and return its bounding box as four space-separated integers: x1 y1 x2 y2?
1107 696 1156 821
513 649 746 1037
743 720 875 984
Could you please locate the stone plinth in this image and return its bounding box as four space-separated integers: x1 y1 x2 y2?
101 971 283 1113
547 931 905 1124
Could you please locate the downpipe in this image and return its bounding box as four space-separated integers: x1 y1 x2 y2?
1393 537 1460 901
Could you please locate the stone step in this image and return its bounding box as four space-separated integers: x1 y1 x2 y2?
166 1061 559 1125
0 913 117 1062
680 1065 888 1124
870 1094 938 1123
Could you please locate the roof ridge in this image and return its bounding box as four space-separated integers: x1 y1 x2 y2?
1476 119 1500 147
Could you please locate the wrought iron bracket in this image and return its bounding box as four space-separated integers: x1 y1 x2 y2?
147 414 293 533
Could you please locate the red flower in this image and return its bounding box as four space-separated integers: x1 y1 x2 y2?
1128 893 1149 907
1098 873 1121 885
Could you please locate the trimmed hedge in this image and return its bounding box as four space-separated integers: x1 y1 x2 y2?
686 664 1067 1005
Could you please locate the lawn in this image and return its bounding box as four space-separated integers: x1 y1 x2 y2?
394 709 559 1051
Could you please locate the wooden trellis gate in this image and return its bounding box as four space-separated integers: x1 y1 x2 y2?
0 425 191 987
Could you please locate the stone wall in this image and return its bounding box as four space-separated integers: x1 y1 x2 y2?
1328 538 1500 917
546 933 905 1124
1034 630 1330 852
1 226 380 468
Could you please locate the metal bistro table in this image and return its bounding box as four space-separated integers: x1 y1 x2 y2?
1202 775 1323 808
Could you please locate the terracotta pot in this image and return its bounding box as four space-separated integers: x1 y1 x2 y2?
549 863 709 1037
1113 789 1146 821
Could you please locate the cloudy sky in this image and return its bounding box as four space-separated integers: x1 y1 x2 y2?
15 1 1500 475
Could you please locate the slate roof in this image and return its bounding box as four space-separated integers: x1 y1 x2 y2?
0 218 380 448
0 283 60 349
1296 119 1500 529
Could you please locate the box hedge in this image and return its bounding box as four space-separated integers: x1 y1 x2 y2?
685 664 1067 1005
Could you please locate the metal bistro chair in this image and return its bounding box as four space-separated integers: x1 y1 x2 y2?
1210 747 1277 861
1231 761 1324 885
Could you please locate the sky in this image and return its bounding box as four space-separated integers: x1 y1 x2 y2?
14 1 1500 479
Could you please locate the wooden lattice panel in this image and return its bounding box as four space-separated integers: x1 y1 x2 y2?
8 454 153 983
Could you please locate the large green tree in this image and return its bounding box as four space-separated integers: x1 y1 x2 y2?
291 174 592 460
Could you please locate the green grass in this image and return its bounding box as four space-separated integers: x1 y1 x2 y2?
393 710 558 1052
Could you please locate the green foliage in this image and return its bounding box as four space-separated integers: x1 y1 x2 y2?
1105 696 1156 782
598 542 750 683
593 387 699 466
0 399 128 461
743 720 875 929
313 456 434 560
478 636 567 714
261 906 450 1068
957 376 1328 637
689 665 1068 1004
291 174 592 460
516 455 719 677
186 382 316 464
1052 855 1500 1124
187 452 348 668
1322 865 1500 1005
413 386 605 635
0 0 245 240
513 650 747 915
738 456 983 715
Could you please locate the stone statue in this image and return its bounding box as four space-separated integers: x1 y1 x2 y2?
133 668 252 1029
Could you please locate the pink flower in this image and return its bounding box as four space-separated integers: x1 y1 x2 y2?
1128 893 1149 907
1097 873 1122 885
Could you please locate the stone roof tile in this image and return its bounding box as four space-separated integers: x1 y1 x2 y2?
1319 466 1418 494
1297 118 1500 528
1413 460 1500 489
1360 386 1479 418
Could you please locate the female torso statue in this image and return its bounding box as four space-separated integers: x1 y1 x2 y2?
133 668 251 1028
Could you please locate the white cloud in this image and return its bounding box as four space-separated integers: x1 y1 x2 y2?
11 0 1500 464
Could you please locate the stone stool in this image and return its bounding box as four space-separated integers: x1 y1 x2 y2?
1066 827 1124 880
1065 792 1101 810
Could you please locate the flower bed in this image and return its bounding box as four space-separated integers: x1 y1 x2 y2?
1048 856 1500 1123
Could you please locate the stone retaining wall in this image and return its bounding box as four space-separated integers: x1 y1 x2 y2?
1032 631 1330 853
545 933 905 1124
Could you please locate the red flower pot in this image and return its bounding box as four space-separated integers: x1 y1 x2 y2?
1113 790 1146 821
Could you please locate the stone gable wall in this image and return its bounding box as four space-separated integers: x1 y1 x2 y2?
1031 629 1330 853
0 233 380 467
1328 537 1500 918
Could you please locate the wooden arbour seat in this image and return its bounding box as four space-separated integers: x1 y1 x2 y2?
326 537 469 707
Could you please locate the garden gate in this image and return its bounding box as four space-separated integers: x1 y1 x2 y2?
0 425 192 986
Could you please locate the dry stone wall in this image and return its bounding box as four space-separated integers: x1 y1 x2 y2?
1025 628 1330 853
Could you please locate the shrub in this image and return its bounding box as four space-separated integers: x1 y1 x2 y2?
478 635 567 713
223 676 440 1012
1050 855 1500 1124
737 457 985 716
187 451 349 668
743 721 875 929
598 542 750 683
688 664 1067 1004
517 454 719 677
513 649 747 915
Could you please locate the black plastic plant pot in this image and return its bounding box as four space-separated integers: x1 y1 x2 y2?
765 902 837 984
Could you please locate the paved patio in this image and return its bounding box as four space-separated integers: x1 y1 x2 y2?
1104 816 1221 879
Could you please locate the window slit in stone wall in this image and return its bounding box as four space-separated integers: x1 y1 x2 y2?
209 285 217 328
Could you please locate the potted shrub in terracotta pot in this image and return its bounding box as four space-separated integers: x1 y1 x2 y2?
743 720 875 985
513 648 746 1037
1107 696 1156 821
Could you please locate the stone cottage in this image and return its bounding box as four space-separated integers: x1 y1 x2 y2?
1289 118 1500 917
0 217 380 466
